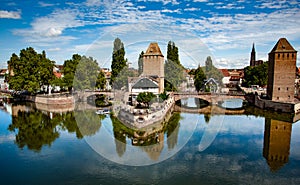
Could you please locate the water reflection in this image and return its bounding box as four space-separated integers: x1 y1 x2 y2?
8 110 60 152
263 118 292 172
110 112 181 161
7 103 104 152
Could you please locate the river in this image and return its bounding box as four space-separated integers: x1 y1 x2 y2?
0 98 300 185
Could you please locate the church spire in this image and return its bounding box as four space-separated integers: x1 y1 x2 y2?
250 42 256 66
252 43 255 53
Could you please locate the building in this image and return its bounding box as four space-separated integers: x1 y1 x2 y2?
250 43 263 67
129 77 159 94
142 42 164 93
219 69 230 86
263 118 292 172
267 38 297 102
0 69 8 90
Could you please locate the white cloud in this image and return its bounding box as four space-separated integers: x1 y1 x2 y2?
255 1 289 9
193 0 208 2
0 10 21 19
13 9 83 41
161 9 181 13
38 1 58 7
215 3 245 10
184 7 200 11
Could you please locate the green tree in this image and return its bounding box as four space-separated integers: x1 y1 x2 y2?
165 41 186 91
136 92 156 107
138 51 144 75
205 56 213 72
111 38 127 85
159 90 169 101
96 70 106 90
62 54 81 91
204 56 223 83
243 62 268 87
7 47 55 94
73 56 100 91
194 65 206 92
113 65 137 90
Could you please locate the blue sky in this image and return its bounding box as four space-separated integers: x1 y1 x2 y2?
0 0 300 69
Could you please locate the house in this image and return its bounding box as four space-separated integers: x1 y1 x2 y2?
130 77 159 94
204 78 219 93
219 69 230 86
0 69 8 90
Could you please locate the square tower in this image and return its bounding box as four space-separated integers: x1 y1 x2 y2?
267 38 297 102
143 42 164 93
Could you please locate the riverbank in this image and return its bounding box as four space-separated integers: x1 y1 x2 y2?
245 93 300 114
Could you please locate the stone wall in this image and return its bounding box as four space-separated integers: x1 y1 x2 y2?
22 94 74 105
117 97 174 129
246 94 300 113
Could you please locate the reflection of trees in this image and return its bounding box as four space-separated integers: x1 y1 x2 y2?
164 113 181 150
8 108 103 152
74 111 102 137
60 112 83 139
204 114 211 123
111 116 129 157
8 111 60 152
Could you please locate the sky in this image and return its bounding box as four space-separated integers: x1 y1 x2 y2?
0 0 300 69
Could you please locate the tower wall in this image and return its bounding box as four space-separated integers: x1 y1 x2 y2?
143 43 165 93
267 38 297 102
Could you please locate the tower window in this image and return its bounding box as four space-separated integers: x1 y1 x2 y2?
287 87 289 91
278 87 280 91
287 53 289 58
278 53 280 59
292 53 294 58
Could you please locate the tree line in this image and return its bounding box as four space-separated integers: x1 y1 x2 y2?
7 48 106 94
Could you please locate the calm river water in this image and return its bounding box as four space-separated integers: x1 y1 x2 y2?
1 99 300 185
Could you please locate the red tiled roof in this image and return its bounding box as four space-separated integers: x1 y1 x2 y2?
54 71 62 78
219 69 230 77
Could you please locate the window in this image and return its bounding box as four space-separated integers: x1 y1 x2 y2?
287 53 289 58
278 87 280 91
278 53 280 59
287 87 289 91
292 53 294 58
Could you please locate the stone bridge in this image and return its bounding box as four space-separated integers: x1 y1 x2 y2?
74 91 114 101
173 92 245 103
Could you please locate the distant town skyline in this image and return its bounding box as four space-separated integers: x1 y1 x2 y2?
1 0 300 69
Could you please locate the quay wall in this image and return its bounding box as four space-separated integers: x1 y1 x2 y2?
117 97 175 130
245 94 300 113
20 94 74 105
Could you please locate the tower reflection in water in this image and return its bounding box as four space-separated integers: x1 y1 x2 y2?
263 118 292 172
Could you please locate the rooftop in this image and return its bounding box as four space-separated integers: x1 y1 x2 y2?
132 77 158 89
144 42 164 57
270 38 297 53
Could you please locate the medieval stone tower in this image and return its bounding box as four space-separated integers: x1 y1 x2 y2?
267 38 297 102
143 42 164 93
263 118 292 172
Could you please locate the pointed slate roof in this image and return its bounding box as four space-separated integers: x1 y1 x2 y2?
132 77 158 89
270 38 297 53
252 43 255 53
144 42 164 57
